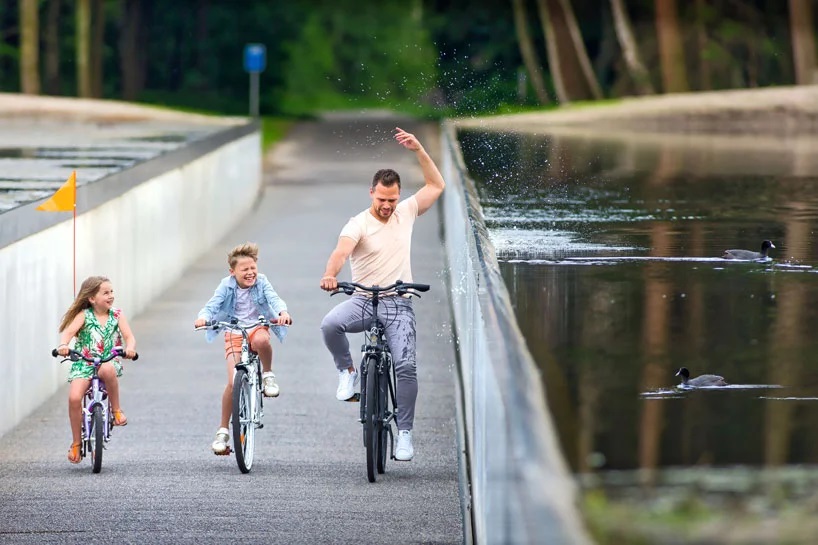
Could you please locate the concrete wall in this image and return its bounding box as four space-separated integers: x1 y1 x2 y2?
440 121 592 545
0 124 260 438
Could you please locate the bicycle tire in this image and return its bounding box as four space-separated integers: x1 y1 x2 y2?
232 368 255 473
91 405 104 473
364 357 379 482
376 365 389 474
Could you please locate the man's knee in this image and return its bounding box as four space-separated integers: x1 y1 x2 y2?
320 314 343 337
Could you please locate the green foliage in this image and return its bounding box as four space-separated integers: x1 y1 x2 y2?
276 2 439 116
261 117 293 150
0 0 810 116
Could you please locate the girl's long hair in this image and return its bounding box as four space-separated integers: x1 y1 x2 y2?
59 276 110 332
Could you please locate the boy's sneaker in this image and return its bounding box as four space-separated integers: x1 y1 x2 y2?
262 372 280 397
395 429 414 461
336 368 359 401
211 427 230 455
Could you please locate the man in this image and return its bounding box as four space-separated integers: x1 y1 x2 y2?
319 126 445 461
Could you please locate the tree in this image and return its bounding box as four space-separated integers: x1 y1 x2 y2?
20 0 40 94
119 0 146 100
91 0 105 97
76 0 91 97
44 0 62 95
655 0 689 93
536 0 602 103
511 0 550 104
610 0 655 95
789 0 817 85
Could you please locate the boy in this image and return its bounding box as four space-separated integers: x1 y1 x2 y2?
194 242 292 454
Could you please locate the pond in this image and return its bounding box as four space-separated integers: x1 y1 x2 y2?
458 127 818 476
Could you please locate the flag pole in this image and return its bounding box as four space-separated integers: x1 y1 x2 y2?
72 172 77 296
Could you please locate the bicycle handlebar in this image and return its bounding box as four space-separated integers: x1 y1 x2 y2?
51 347 139 362
194 315 285 332
332 280 430 298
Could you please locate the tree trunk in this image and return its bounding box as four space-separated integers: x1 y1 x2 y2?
91 0 105 97
695 0 711 91
20 0 40 94
76 0 92 97
789 0 818 85
194 0 210 92
119 0 146 100
511 0 550 104
44 0 61 95
536 0 602 103
559 0 603 99
655 0 689 93
610 0 655 94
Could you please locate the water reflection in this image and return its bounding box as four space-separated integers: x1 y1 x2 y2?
459 128 818 473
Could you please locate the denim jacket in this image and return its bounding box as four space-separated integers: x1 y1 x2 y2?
197 274 288 343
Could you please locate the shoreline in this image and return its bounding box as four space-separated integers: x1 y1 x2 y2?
455 84 818 136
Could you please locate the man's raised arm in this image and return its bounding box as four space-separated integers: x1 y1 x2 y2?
394 127 445 216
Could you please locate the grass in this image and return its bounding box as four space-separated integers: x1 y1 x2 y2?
260 116 294 151
582 487 818 545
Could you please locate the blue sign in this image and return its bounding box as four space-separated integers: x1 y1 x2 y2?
244 43 266 73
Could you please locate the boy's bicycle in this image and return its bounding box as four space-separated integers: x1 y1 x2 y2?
196 316 280 474
331 280 429 482
51 347 139 473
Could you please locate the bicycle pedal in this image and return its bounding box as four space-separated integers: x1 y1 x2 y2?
257 423 264 429
213 447 232 456
345 393 361 403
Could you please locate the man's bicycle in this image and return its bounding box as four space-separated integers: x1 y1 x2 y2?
51 347 138 473
195 316 279 474
332 280 429 482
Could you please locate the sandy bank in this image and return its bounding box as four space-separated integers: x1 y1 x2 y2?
456 84 818 136
0 92 244 126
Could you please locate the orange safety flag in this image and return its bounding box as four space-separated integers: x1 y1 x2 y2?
36 171 76 212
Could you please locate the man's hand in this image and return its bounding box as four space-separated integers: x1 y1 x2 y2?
194 318 208 328
395 127 421 152
320 275 338 292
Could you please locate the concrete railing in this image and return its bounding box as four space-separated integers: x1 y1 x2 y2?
0 122 261 438
440 121 592 545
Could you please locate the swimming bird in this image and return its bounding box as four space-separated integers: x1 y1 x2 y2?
676 367 727 387
722 240 775 260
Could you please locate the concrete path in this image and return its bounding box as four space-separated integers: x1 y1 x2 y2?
0 115 464 544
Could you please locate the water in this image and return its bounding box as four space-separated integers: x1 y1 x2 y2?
458 128 818 474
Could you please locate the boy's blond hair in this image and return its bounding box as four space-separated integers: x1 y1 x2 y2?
228 242 259 269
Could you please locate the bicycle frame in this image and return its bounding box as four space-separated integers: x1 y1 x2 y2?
331 280 429 482
52 347 137 472
82 365 110 456
196 316 275 473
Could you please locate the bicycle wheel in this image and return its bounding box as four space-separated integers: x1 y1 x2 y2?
90 405 104 473
376 367 389 474
232 368 255 473
364 357 380 482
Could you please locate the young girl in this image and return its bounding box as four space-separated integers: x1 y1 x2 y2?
194 242 292 454
57 276 137 464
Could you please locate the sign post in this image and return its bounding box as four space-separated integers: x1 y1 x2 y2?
243 43 266 118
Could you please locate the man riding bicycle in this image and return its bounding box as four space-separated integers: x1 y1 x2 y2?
319 126 445 461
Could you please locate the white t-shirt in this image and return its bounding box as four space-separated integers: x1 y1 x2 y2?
234 286 258 324
339 195 418 288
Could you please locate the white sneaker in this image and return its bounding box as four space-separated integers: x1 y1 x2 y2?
211 427 230 455
335 368 359 401
262 372 279 397
395 429 414 461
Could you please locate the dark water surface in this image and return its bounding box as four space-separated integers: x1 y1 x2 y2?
459 128 818 474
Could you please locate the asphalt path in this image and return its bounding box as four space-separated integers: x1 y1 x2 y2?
0 114 464 545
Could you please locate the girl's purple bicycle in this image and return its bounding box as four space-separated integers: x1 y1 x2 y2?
52 347 138 473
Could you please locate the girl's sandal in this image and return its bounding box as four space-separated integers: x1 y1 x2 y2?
112 410 128 426
67 442 81 464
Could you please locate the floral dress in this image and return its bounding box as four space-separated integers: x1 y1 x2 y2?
67 308 124 382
